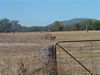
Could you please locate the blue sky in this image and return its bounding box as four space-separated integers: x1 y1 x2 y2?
0 0 100 26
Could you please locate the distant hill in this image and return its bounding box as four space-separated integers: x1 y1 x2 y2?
49 18 96 26
61 18 85 25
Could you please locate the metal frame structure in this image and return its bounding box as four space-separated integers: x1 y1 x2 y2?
55 39 100 75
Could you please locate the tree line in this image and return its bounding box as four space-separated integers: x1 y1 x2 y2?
0 18 100 33
66 19 100 31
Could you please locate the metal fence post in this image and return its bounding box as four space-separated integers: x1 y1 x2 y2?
42 45 58 75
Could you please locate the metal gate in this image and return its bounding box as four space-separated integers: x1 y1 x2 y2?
55 40 100 75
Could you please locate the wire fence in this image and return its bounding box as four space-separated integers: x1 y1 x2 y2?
0 44 44 75
55 40 100 75
0 39 100 75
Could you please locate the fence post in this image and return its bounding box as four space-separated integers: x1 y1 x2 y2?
42 45 58 75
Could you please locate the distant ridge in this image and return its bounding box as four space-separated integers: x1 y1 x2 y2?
49 18 97 26
61 18 85 25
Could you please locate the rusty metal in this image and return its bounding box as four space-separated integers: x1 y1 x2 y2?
55 39 100 75
56 39 100 44
56 43 93 75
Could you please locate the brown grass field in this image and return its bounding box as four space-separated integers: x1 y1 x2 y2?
0 31 100 75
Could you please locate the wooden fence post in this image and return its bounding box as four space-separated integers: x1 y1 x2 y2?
42 45 58 75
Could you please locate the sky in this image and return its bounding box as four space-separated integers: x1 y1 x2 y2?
0 0 100 26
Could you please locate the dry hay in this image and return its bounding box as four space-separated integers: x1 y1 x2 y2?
39 32 56 40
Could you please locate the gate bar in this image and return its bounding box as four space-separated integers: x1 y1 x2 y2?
56 39 100 44
56 43 93 75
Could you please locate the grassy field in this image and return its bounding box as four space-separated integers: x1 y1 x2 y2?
0 31 100 42
0 31 100 75
0 31 100 54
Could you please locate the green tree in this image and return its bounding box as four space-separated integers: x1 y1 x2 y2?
0 18 22 33
10 20 22 32
93 20 100 30
0 18 10 32
73 23 81 31
52 21 64 31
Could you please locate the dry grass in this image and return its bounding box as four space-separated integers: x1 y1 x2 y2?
0 31 100 75
52 31 100 41
0 31 100 43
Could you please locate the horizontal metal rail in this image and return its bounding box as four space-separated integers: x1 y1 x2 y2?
56 39 100 44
